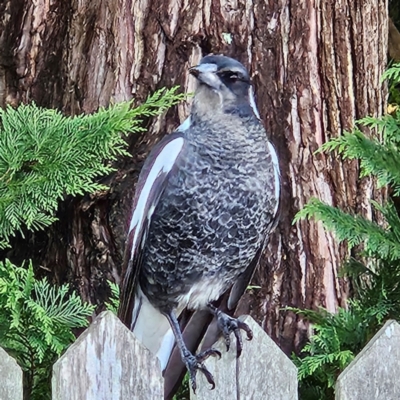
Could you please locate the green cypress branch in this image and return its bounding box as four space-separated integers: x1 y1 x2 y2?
295 198 400 260
0 259 95 399
0 87 186 248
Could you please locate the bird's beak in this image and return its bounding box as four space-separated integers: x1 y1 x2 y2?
189 63 221 90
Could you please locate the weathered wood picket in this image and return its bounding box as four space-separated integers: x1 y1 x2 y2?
1 312 400 399
335 320 400 400
0 346 23 400
190 315 297 400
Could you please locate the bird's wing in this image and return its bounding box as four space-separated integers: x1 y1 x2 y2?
118 131 186 326
227 246 264 310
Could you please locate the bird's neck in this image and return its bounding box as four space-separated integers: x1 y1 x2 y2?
185 112 267 161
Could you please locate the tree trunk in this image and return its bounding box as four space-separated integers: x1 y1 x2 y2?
0 0 388 358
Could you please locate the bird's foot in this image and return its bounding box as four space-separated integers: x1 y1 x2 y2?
182 348 221 393
209 305 253 357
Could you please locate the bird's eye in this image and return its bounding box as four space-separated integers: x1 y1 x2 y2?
220 71 240 82
227 73 239 81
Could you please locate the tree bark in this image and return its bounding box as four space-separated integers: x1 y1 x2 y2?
0 0 388 357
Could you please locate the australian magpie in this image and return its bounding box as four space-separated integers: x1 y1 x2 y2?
118 54 281 392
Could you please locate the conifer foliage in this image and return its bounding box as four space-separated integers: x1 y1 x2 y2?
0 87 185 248
0 259 95 399
293 64 400 399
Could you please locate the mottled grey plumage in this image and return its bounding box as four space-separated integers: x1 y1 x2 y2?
141 99 277 311
119 55 280 392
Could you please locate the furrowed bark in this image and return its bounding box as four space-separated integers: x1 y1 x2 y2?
0 0 388 359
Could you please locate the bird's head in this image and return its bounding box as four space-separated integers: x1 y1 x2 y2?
189 55 260 120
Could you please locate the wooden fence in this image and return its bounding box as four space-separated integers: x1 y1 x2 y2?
1 311 400 399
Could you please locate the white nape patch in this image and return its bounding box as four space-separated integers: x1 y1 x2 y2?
129 137 185 254
267 141 281 216
248 86 261 119
177 116 191 132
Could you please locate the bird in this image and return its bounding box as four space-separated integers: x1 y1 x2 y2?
118 54 281 393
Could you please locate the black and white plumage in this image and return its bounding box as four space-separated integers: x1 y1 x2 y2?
119 55 280 391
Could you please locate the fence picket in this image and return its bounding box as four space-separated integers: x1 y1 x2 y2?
190 315 298 400
51 311 163 400
0 346 23 400
336 319 400 400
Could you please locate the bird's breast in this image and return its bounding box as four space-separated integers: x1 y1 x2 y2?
139 124 279 312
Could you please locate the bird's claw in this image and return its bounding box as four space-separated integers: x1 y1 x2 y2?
196 347 222 362
216 313 253 357
183 348 220 393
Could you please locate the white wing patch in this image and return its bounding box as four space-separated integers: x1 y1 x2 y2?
129 137 185 257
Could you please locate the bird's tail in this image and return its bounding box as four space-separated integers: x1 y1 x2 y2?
131 289 175 371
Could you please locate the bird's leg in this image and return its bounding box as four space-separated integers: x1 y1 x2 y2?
207 304 253 357
165 311 221 392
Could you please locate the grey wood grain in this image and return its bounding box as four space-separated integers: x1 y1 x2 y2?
190 315 298 400
52 311 163 400
336 320 400 400
0 346 23 400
